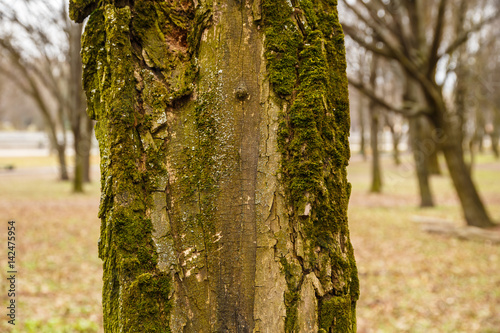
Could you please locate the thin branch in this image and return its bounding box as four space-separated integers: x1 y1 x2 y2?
427 0 448 76
373 0 412 56
441 11 500 58
0 65 32 96
342 0 400 54
342 25 393 58
359 0 402 44
342 0 424 80
348 76 431 117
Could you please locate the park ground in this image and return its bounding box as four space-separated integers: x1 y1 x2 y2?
0 152 499 332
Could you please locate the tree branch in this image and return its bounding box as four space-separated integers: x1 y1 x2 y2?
441 11 500 58
342 25 393 58
427 0 448 76
348 76 431 117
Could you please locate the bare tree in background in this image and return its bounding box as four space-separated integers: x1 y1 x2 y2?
342 0 499 227
0 0 92 191
464 25 500 161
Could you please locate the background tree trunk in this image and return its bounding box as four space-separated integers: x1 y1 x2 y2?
72 0 359 331
384 114 402 166
81 116 93 183
68 22 85 192
370 108 382 193
427 147 441 176
409 116 434 207
53 138 69 181
369 55 382 193
404 75 434 207
358 72 367 160
390 127 401 166
492 107 500 158
438 114 495 228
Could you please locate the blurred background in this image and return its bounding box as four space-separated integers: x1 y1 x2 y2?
0 0 499 332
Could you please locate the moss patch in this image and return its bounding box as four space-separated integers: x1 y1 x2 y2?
280 256 302 333
121 272 173 332
262 0 300 97
319 295 356 333
263 0 358 330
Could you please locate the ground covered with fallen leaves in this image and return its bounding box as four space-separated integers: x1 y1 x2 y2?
349 153 500 333
0 153 499 332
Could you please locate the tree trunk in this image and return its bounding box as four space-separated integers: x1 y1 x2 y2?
409 117 434 207
69 22 85 193
404 75 434 207
73 131 84 193
32 82 69 181
437 114 495 228
369 55 382 193
358 73 367 160
385 115 401 166
492 107 500 158
427 147 441 175
391 131 401 166
72 0 358 332
416 0 493 228
370 108 382 193
441 141 494 228
54 141 69 181
44 112 69 181
82 117 93 183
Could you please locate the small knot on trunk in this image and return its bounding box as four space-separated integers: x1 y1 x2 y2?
235 82 249 101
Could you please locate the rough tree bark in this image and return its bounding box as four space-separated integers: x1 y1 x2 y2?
71 0 358 332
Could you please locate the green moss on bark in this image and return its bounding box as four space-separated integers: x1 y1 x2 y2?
263 0 358 331
81 8 105 120
77 1 208 331
262 0 300 97
74 0 211 329
132 1 171 70
121 272 173 332
69 0 98 23
280 257 302 333
176 88 222 248
319 295 356 333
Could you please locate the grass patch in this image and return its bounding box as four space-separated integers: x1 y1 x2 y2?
0 157 102 333
349 152 500 332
